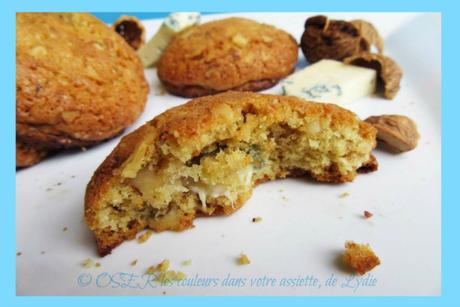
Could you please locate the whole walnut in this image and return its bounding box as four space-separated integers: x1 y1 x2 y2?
300 15 383 63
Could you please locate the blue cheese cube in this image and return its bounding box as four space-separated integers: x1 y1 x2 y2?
138 12 201 67
281 59 377 104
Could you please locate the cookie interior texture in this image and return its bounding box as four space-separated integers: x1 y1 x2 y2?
157 18 299 97
16 13 148 149
85 92 377 256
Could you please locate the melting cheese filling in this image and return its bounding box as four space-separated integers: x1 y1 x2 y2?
187 165 254 208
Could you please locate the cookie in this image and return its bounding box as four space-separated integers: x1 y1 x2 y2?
16 142 48 168
16 13 149 150
84 91 377 256
157 18 298 97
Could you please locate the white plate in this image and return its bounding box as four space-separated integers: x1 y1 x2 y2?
16 12 441 296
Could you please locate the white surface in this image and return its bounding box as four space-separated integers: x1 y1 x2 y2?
16 12 441 296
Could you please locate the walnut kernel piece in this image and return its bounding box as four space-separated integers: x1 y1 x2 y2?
365 115 420 153
137 229 153 243
300 15 383 63
112 16 145 50
61 111 80 123
350 20 384 53
343 241 380 275
81 258 94 269
232 33 249 47
344 52 402 99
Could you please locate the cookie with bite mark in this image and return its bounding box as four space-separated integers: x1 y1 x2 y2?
85 91 377 256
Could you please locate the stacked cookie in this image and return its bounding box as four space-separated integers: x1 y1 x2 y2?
16 13 149 167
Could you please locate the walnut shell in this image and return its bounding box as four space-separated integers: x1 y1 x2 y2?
112 15 145 50
344 52 402 99
300 15 383 63
365 115 419 152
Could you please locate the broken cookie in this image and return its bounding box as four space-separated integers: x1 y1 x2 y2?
84 92 377 256
343 241 380 275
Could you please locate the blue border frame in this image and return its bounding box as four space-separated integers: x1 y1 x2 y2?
3 0 459 306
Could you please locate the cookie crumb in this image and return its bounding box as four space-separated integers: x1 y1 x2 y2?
156 270 186 283
146 259 170 274
146 259 186 283
95 262 101 268
343 241 380 275
155 86 167 96
238 253 250 265
16 252 22 256
146 265 156 275
339 192 350 198
62 226 68 232
181 259 192 266
364 210 373 219
252 216 262 223
81 258 94 269
137 230 153 243
131 259 138 266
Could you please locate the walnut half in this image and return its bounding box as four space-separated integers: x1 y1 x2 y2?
365 115 420 153
300 15 383 63
112 15 145 50
344 52 402 99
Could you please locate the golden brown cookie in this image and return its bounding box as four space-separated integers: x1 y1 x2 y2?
157 18 298 97
84 91 377 256
16 142 49 168
16 13 149 150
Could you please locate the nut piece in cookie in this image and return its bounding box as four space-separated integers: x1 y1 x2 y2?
112 15 146 50
365 115 419 152
300 15 383 64
344 52 402 99
84 92 377 256
343 241 381 275
16 13 148 154
157 18 298 97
